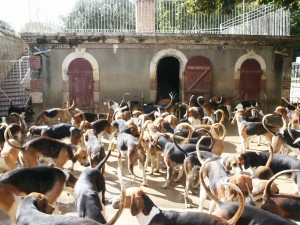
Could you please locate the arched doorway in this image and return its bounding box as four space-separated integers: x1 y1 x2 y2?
67 58 94 110
184 56 212 101
156 57 180 102
240 59 262 101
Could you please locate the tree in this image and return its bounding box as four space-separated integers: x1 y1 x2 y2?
0 20 14 32
61 0 135 31
290 7 300 59
183 0 299 15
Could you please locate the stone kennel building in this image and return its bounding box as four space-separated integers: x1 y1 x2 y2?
3 0 300 115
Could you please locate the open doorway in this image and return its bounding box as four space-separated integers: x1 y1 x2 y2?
156 57 179 102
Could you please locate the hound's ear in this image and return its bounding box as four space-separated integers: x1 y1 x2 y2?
243 156 250 169
130 190 144 216
142 194 152 215
35 194 48 212
245 176 253 192
72 152 78 163
130 194 140 216
224 185 236 202
237 153 249 169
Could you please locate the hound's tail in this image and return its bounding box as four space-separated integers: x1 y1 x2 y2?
265 141 274 168
263 169 300 200
195 129 214 164
95 146 112 172
199 159 245 225
175 122 195 139
199 159 222 204
4 124 24 151
106 167 126 225
66 100 75 118
225 182 245 225
262 114 276 136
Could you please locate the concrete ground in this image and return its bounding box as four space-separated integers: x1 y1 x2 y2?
0 120 299 225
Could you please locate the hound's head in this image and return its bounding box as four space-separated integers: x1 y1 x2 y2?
27 192 55 214
111 187 153 216
72 146 90 167
224 174 255 206
222 155 243 175
231 109 245 125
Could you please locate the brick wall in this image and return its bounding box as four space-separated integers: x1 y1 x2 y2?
136 0 155 33
281 56 292 98
0 30 28 83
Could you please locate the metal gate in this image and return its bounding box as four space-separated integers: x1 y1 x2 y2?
67 58 94 110
184 56 212 101
240 59 262 101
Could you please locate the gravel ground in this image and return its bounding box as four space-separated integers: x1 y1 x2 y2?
1 120 299 225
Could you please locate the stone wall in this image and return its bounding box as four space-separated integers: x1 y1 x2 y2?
20 33 300 114
0 30 27 82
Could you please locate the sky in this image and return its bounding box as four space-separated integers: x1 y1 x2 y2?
0 0 77 32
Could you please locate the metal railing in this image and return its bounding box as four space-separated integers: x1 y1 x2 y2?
290 62 300 103
220 4 290 35
0 56 30 105
4 0 289 36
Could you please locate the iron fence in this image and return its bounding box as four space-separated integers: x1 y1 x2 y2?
0 56 30 105
3 0 290 36
290 62 300 104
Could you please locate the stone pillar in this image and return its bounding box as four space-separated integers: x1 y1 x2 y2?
281 56 292 99
136 0 156 33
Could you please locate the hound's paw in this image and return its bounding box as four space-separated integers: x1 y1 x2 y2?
186 204 193 208
161 183 169 189
66 166 74 171
153 168 160 173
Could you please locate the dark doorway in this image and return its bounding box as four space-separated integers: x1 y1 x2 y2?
156 57 179 102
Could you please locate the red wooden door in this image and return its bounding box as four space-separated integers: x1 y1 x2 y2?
240 59 262 101
68 58 94 110
184 56 212 101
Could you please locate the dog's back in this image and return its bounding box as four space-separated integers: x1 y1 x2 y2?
0 167 67 192
214 202 297 225
17 195 101 225
0 167 77 219
85 129 106 168
74 149 112 223
243 151 300 172
74 169 106 223
42 123 75 139
24 136 74 159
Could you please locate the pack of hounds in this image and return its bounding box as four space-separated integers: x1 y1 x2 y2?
1 93 300 225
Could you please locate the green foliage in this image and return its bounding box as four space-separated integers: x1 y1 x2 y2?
183 0 299 14
61 0 135 30
0 20 14 32
290 7 300 59
257 0 299 10
291 8 300 35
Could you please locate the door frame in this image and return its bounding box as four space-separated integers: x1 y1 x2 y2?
184 56 212 101
234 50 266 102
149 49 187 102
68 58 94 110
62 48 100 110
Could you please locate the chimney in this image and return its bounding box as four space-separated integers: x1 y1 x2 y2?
136 0 156 33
